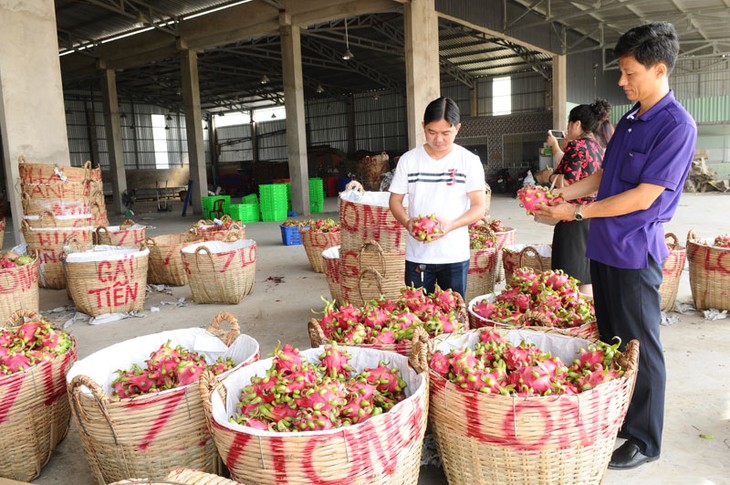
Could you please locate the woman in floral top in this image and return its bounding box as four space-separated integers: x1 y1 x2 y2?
538 99 613 296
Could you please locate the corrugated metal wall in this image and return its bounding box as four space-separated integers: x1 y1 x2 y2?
307 99 348 152
353 92 407 153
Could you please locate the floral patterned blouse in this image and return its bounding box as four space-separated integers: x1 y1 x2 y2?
555 136 604 205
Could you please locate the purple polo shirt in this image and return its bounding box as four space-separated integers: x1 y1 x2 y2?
586 90 697 269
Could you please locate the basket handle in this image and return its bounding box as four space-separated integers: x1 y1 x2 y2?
199 370 225 435
145 237 157 248
194 245 214 274
1 309 43 330
69 374 118 443
665 232 679 250
452 291 469 329
409 326 430 374
357 268 384 304
95 226 109 241
82 160 93 183
516 310 553 327
359 240 386 276
616 339 640 386
119 219 136 230
518 245 545 272
39 210 58 228
686 230 698 245
206 311 241 346
307 318 327 348
345 180 364 194
222 228 243 242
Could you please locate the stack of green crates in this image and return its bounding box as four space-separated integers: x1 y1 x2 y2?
259 183 289 222
201 195 231 219
309 177 324 213
228 203 260 222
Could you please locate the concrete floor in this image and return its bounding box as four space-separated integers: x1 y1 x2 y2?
8 191 728 484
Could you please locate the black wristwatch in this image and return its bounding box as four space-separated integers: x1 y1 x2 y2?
574 205 584 221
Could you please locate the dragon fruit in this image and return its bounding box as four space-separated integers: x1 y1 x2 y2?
713 234 730 248
0 317 74 375
468 222 497 250
411 214 443 242
488 219 505 233
517 185 562 215
232 345 407 432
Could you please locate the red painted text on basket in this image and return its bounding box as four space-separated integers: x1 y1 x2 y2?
0 264 38 294
0 374 26 424
42 351 75 406
468 250 497 275
340 204 404 248
24 182 92 199
697 247 730 274
121 391 186 450
35 231 91 248
87 257 140 308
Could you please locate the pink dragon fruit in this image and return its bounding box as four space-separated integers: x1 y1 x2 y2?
209 356 236 375
273 344 304 374
176 360 206 386
319 343 353 379
429 351 451 377
362 362 406 393
488 219 505 233
411 214 443 242
517 185 561 215
713 234 730 248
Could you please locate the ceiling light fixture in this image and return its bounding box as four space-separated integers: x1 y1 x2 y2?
165 113 173 121
134 14 146 28
271 112 277 119
120 112 127 119
342 19 354 60
260 74 270 85
316 83 324 94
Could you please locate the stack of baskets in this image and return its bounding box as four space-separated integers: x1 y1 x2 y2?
358 152 390 191
181 239 257 304
659 232 686 312
502 243 552 286
687 230 730 311
338 182 407 306
66 312 260 483
18 156 103 289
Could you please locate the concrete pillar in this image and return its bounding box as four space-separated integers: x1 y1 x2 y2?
180 49 207 214
0 0 69 243
404 0 440 148
279 14 310 216
100 68 128 214
552 54 568 129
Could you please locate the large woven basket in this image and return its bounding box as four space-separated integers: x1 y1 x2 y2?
308 292 468 357
502 244 552 286
67 312 260 484
181 239 257 304
199 343 429 485
339 181 407 254
659 233 686 312
300 227 341 273
321 245 343 303
493 227 516 283
687 230 730 311
468 294 599 340
21 178 97 200
0 310 78 481
110 468 243 484
190 217 246 242
465 247 498 303
21 190 94 217
339 240 405 306
0 256 40 322
23 211 93 229
146 233 201 286
95 220 147 247
18 156 93 185
22 221 94 289
64 246 149 317
428 328 639 485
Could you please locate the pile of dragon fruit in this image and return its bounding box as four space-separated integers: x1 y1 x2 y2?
318 286 464 345
111 340 236 398
0 319 73 375
411 214 442 242
471 267 595 328
233 343 407 431
305 218 340 233
516 185 563 215
429 328 624 396
468 222 497 250
713 234 730 248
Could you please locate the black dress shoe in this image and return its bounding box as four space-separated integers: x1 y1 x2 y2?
608 441 660 470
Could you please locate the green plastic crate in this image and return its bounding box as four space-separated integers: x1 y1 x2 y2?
229 203 260 222
201 195 230 219
242 193 258 204
261 206 288 222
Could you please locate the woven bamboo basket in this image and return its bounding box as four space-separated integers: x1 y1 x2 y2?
659 233 686 312
146 233 201 286
22 221 94 289
0 310 78 481
21 178 97 201
493 227 516 283
0 256 40 322
110 468 243 484
428 328 639 485
95 220 148 247
339 181 408 254
339 240 405 306
321 245 343 303
181 239 257 304
502 244 552 286
308 291 468 356
67 312 260 484
191 217 246 242
64 246 149 317
23 210 93 229
90 182 110 228
199 341 429 485
21 190 94 217
687 230 730 311
300 227 341 273
18 156 93 185
465 247 498 303
467 293 599 340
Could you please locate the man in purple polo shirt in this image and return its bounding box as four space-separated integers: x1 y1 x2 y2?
535 22 697 470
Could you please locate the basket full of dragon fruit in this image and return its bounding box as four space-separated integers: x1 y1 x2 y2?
0 248 40 322
502 243 552 286
468 267 598 339
308 285 468 356
189 215 246 241
299 218 341 273
0 310 77 481
199 340 429 484
427 327 639 485
687 230 730 311
66 312 259 483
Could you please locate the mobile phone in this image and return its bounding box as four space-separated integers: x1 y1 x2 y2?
549 130 566 139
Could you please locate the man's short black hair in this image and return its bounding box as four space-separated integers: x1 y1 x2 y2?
614 22 679 73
